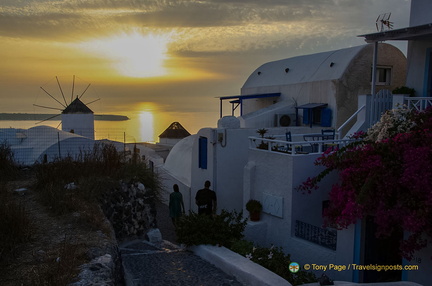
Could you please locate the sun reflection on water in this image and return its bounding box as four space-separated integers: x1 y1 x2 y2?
139 111 154 142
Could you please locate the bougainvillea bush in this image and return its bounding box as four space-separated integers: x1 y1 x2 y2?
299 106 432 260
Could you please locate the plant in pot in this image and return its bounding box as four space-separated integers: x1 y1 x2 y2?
256 128 269 150
246 199 263 221
392 86 415 97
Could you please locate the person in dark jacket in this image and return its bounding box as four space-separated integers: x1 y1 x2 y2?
195 180 217 215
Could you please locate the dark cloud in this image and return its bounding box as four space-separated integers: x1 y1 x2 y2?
0 0 377 41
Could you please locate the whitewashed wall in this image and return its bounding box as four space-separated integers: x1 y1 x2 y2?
406 40 432 97
62 113 95 139
243 149 356 281
190 128 258 213
409 0 432 27
404 238 432 285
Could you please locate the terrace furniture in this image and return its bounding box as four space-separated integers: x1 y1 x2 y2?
303 134 323 152
321 129 335 140
321 129 337 151
276 131 292 153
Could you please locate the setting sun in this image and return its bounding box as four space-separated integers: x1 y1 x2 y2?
78 31 171 78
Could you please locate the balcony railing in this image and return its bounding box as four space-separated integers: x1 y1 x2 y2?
405 97 432 111
249 134 354 156
294 220 337 250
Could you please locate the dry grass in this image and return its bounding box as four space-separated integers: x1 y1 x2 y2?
0 176 114 286
0 142 160 285
0 182 33 264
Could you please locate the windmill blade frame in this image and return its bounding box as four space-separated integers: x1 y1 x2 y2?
35 75 98 127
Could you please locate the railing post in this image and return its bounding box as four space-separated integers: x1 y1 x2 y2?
392 94 405 109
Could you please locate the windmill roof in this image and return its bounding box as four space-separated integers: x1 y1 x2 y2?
159 122 191 139
62 98 93 114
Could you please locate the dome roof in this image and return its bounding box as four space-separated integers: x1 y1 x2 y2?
163 134 195 187
242 45 367 89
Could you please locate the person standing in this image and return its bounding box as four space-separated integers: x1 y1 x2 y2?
195 180 217 215
169 184 185 226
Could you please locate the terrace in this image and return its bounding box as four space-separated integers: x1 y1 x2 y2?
248 131 354 156
248 95 432 156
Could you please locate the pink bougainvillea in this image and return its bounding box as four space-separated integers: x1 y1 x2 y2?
299 107 432 260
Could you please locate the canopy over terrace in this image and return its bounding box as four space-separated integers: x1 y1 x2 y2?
359 22 432 97
359 23 432 43
218 93 280 118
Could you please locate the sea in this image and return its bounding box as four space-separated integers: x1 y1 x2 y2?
0 115 139 142
0 112 216 143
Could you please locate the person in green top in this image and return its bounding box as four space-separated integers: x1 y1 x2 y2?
169 184 185 226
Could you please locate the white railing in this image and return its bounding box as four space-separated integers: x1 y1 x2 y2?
405 97 432 111
249 135 354 156
336 104 366 139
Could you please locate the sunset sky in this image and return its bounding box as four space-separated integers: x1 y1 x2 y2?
0 0 410 139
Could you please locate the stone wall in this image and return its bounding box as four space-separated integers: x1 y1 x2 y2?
70 208 124 286
72 180 158 285
100 181 157 241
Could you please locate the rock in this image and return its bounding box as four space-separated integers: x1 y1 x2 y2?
72 254 117 286
146 228 162 243
14 188 28 195
136 182 145 192
65 182 77 190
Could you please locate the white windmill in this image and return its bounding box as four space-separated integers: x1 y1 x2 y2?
35 75 99 140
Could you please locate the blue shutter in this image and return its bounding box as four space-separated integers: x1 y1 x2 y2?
199 137 208 169
303 109 310 125
321 108 332 127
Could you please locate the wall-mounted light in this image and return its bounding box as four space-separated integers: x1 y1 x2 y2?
285 68 290 73
330 62 335 67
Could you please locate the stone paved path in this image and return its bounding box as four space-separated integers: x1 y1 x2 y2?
120 202 244 286
120 240 243 286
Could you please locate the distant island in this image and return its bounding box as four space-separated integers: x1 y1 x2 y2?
0 113 129 121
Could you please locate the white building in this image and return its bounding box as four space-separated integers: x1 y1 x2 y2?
0 125 96 165
231 43 405 133
159 43 406 211
158 122 191 146
156 0 432 283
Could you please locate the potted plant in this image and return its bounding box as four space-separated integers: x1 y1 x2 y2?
256 128 268 138
256 128 269 150
392 86 415 97
246 199 263 221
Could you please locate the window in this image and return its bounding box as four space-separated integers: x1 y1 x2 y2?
198 137 208 169
374 66 392 85
322 200 330 216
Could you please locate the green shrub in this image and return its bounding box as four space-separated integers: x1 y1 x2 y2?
175 210 247 248
229 240 317 286
392 86 415 97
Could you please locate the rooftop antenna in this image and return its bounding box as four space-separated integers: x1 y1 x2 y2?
376 13 393 32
